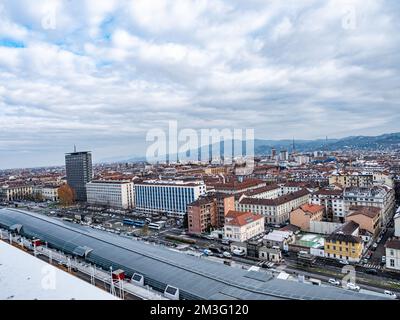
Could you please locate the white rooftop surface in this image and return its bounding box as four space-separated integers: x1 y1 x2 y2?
0 241 118 300
276 272 290 280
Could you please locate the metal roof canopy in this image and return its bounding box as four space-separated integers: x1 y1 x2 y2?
0 208 385 301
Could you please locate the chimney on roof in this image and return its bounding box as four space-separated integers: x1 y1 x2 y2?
74 144 77 153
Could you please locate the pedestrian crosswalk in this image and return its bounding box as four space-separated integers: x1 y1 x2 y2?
363 263 383 270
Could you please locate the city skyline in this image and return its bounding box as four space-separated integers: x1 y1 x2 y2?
0 0 399 168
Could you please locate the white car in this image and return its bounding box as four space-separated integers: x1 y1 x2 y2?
347 283 360 291
339 260 349 265
384 290 397 299
223 251 232 258
328 278 340 286
232 249 246 256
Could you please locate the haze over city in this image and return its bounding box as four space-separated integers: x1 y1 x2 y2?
0 0 399 169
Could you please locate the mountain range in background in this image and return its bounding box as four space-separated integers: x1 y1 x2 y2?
98 132 400 164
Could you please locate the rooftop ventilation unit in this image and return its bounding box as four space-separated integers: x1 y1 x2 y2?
131 273 144 286
164 285 179 300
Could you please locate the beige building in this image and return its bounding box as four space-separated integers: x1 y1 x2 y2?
329 172 394 189
0 185 33 202
290 204 324 231
345 206 381 237
33 185 60 202
329 173 373 188
259 246 282 262
238 189 310 224
224 210 265 242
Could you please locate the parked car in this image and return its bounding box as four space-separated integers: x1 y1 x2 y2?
223 251 232 258
232 249 246 256
203 249 213 256
328 278 340 286
365 268 378 275
347 283 360 291
339 259 349 265
384 290 397 299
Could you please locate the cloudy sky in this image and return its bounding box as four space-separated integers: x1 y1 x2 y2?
0 0 399 169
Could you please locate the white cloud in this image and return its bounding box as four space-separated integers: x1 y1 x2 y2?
0 0 399 168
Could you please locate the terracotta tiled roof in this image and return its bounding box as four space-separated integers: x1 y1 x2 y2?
300 204 324 214
224 210 264 227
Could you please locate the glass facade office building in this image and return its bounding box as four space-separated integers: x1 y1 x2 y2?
135 181 206 217
65 151 93 201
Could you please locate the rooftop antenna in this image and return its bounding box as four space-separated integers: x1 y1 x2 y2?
74 144 77 152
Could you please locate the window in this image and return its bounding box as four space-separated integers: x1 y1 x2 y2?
390 259 395 268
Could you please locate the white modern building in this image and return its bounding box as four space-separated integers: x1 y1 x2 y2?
86 180 135 210
135 180 206 217
223 210 265 242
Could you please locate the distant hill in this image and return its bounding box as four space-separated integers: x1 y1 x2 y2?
98 132 400 163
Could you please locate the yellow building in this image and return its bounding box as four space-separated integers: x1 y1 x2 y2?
324 233 363 263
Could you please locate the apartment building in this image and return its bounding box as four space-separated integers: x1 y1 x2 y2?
187 196 217 234
329 172 373 188
86 180 135 210
0 184 33 202
343 186 396 227
204 166 228 175
212 179 266 195
290 204 324 231
215 193 235 228
223 210 265 242
237 189 310 224
33 185 60 202
135 180 206 217
329 171 394 189
311 189 345 222
324 221 364 263
345 206 381 237
243 184 281 199
385 239 400 271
